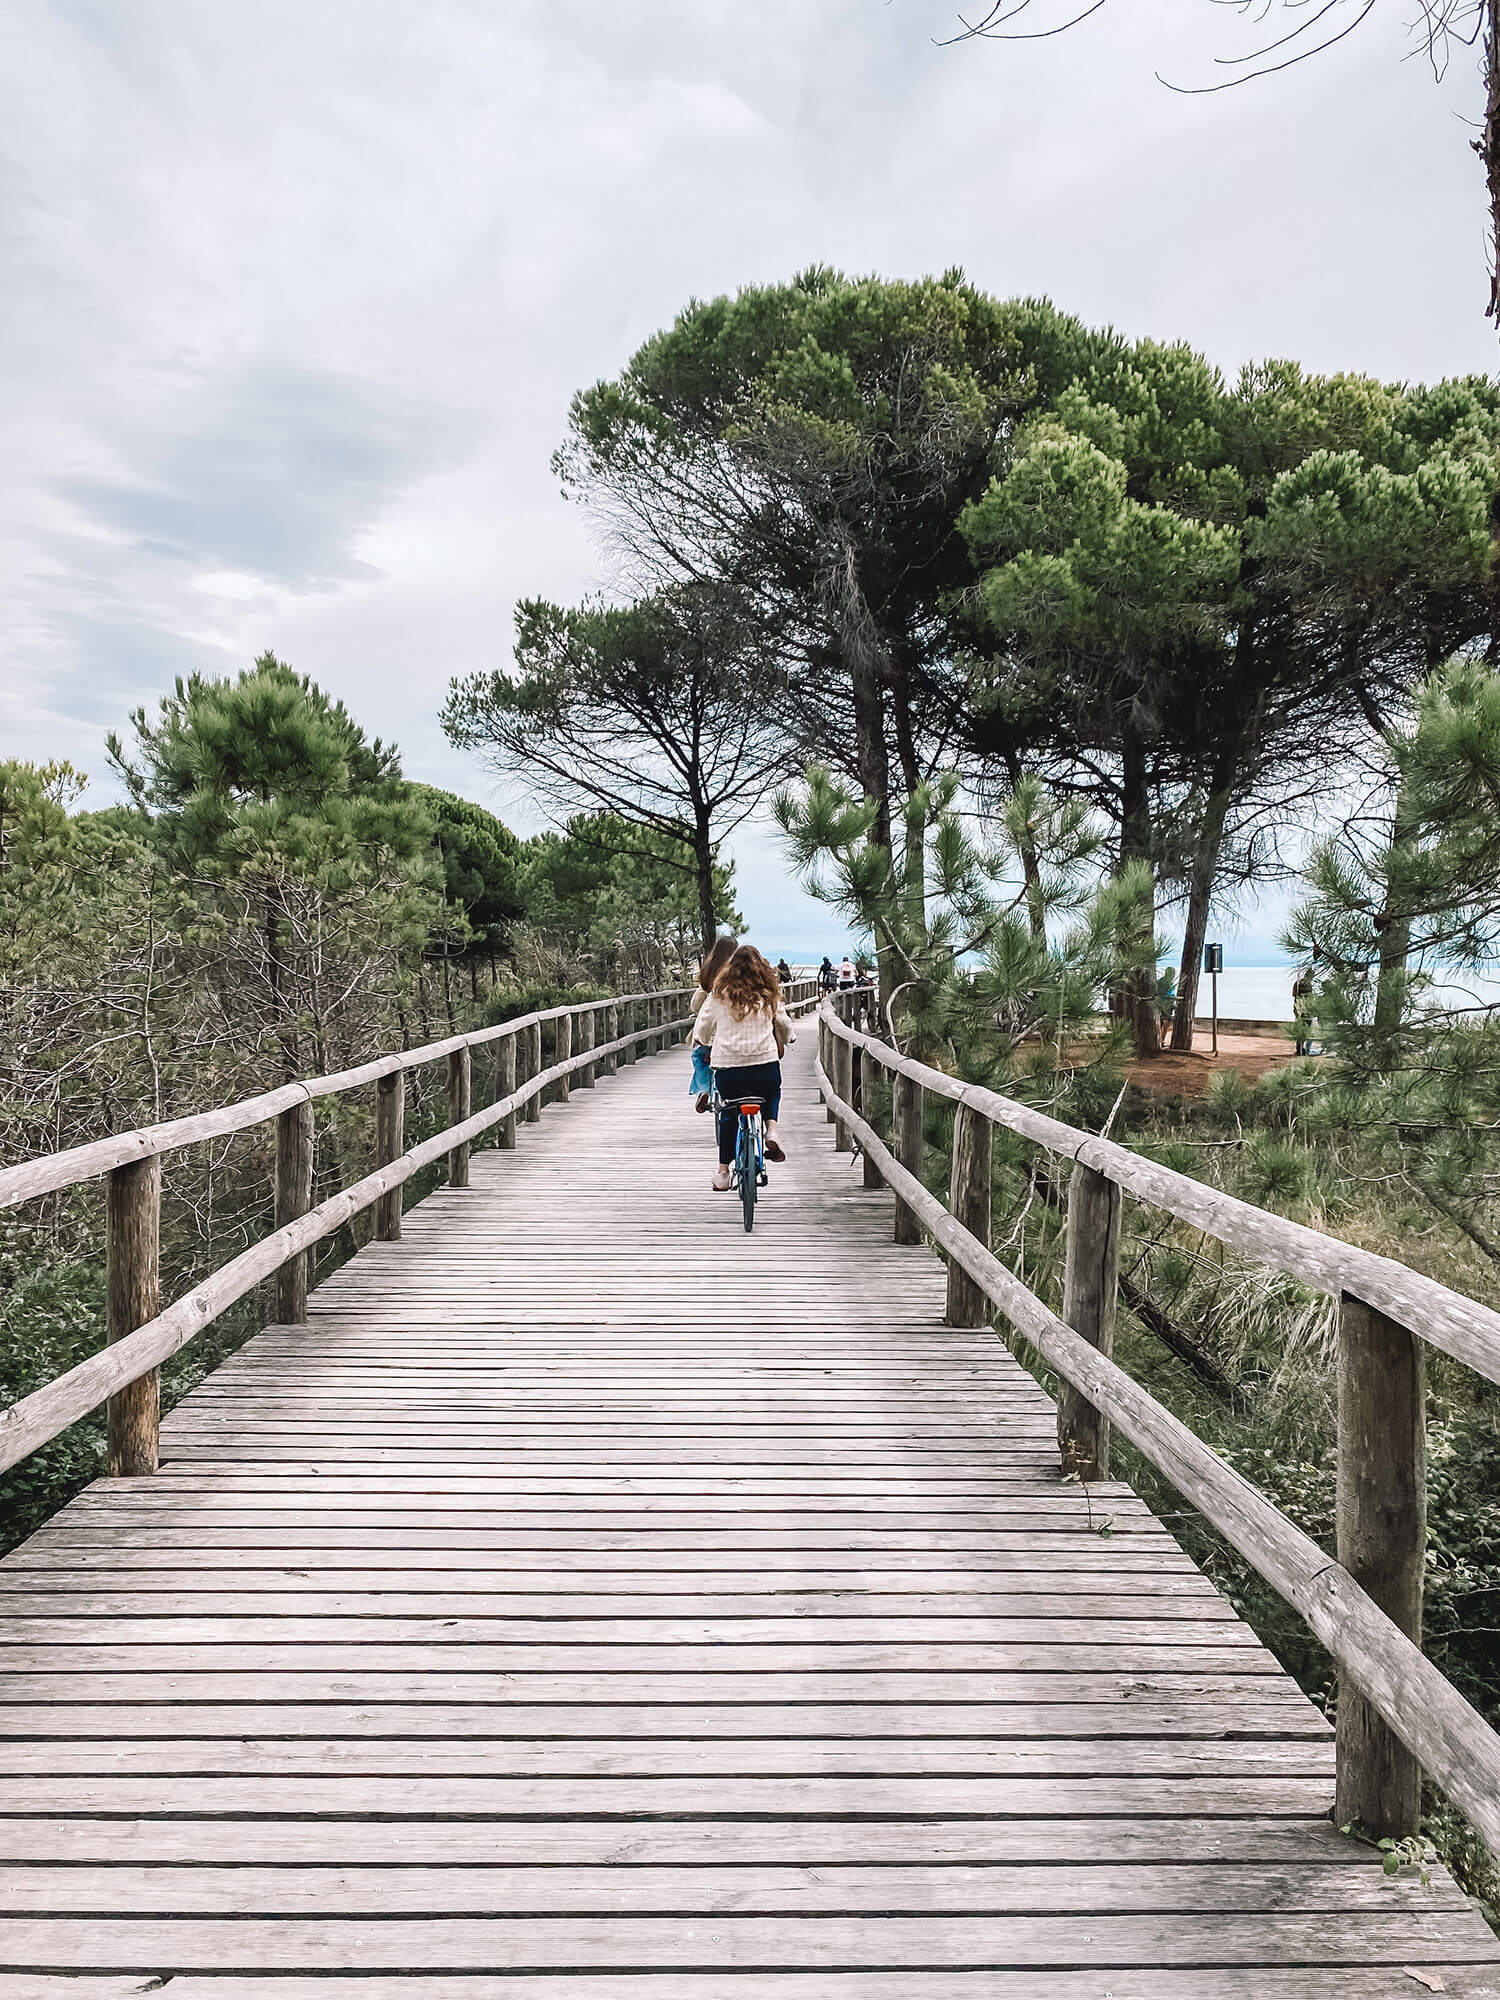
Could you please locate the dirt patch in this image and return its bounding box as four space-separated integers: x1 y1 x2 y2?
1126 1030 1297 1100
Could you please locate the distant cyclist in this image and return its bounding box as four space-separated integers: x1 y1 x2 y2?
694 946 796 1191
818 956 836 994
836 955 858 990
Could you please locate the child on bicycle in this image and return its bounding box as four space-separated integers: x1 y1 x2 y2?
688 934 738 1113
692 945 796 1191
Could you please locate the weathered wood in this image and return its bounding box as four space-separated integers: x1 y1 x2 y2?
1 1965 1498 1999
892 1067 923 1246
578 1008 596 1088
1057 1163 1122 1483
105 1159 160 1477
817 1014 1500 1386
1335 1292 1426 1839
555 1012 573 1103
833 1030 853 1153
600 1002 618 1078
526 1020 542 1120
818 1064 1500 1857
445 1047 471 1188
273 1100 314 1325
820 1015 835 1121
6 1024 1498 1987
373 1072 404 1241
497 1032 517 1149
946 1102 992 1330
851 1045 881 1190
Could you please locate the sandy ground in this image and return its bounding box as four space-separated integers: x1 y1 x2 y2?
1125 1030 1299 1099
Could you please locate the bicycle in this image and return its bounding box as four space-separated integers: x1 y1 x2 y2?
713 1085 769 1232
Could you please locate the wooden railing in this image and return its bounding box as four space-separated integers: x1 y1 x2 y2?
0 980 817 1486
818 995 1500 1857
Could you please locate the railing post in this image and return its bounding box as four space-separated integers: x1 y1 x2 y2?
651 997 663 1055
556 1010 573 1102
853 1045 881 1189
1336 1292 1426 1838
374 1069 405 1241
1057 1162 1122 1481
526 1022 542 1121
946 1102 992 1329
578 1007 596 1087
892 1070 923 1246
274 1098 315 1323
621 998 637 1066
821 1015 835 1121
498 1031 517 1150
447 1045 471 1188
601 1002 619 1078
833 1027 853 1154
106 1156 160 1476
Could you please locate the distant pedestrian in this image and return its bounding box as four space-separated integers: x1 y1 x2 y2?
1292 947 1320 1057
775 957 792 984
836 956 857 990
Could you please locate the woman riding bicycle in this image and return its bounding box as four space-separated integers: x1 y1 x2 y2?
693 945 796 1192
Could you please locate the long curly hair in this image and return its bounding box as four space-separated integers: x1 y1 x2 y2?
697 934 738 993
715 944 782 1019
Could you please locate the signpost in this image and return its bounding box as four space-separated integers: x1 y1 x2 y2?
1204 942 1223 1055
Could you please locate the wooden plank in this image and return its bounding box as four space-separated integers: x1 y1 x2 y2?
0 1860 1459 1915
0 1738 1333 1779
0 1775 1335 1814
0 1669 1320 1703
3 1970 1498 2000
0 1911 1494 1971
0 1815 1369 1865
0 1700 1327 1739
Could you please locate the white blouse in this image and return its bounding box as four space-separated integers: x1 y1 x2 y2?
692 994 796 1068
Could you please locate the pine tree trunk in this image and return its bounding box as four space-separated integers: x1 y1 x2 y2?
1171 775 1234 1052
1119 718 1160 1058
693 816 717 956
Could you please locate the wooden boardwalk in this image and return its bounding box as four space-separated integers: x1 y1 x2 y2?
2 1032 1497 1996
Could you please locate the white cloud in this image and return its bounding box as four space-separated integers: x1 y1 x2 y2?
0 0 1491 954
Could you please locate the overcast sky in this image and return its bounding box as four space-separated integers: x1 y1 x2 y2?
1 0 1491 959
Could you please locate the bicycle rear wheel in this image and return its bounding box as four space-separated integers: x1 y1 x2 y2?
738 1115 757 1233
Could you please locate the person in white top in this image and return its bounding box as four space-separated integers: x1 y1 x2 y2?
692 945 796 1192
836 956 858 989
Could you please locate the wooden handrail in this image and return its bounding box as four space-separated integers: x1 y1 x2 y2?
814 1037 1500 1859
0 988 698 1211
0 1003 699 1477
821 1006 1500 1386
